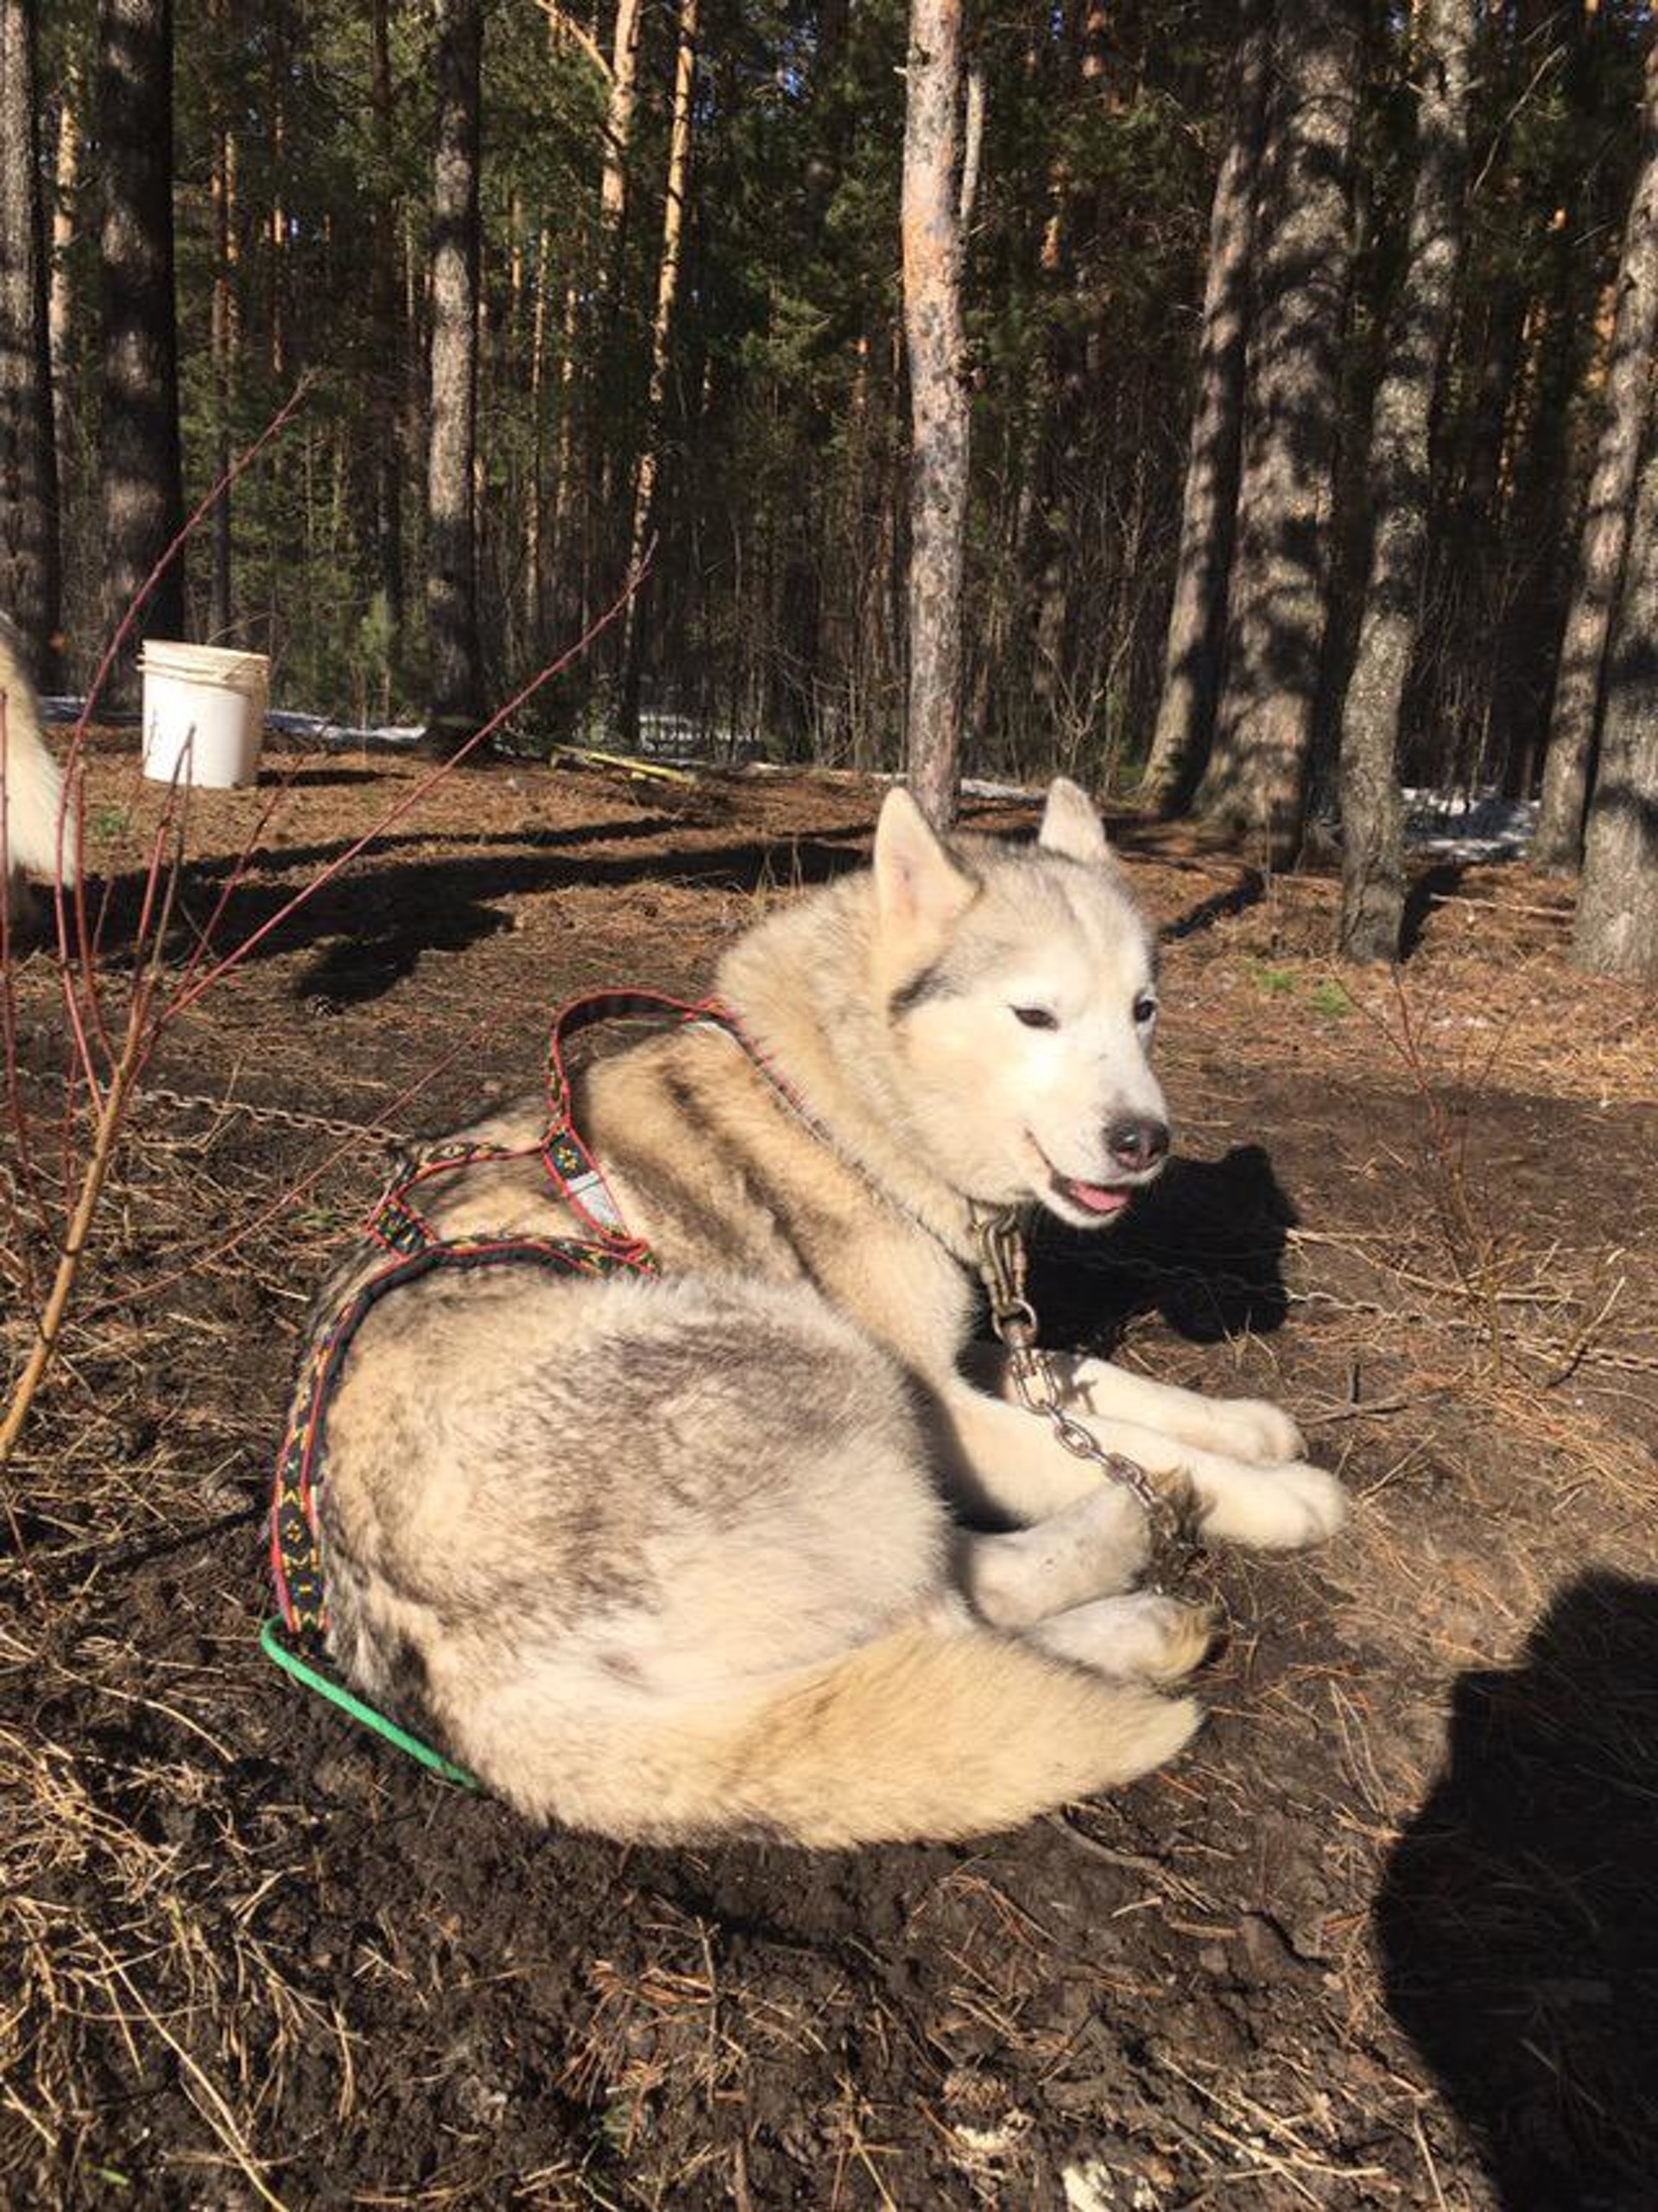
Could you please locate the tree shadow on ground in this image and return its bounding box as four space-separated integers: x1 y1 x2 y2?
263 764 386 788
87 817 877 1005
1400 857 1468 960
1161 866 1267 942
85 790 1037 1006
1376 1571 1658 2209
1026 1143 1295 1350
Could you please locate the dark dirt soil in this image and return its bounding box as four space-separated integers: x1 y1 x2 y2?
3 743 1656 2209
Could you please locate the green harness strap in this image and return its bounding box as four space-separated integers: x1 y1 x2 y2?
263 991 721 1792
259 1616 478 1790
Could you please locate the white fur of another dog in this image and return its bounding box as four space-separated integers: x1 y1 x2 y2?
1 616 73 931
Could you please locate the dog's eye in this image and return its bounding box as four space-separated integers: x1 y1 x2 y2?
1133 996 1158 1027
1011 1005 1058 1030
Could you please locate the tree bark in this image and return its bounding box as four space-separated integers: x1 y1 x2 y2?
901 0 971 830
97 0 185 699
0 0 61 683
370 0 404 646
426 0 484 744
600 0 644 267
619 0 699 741
1196 0 1362 860
1572 421 1658 980
207 0 234 640
267 0 287 381
48 61 79 514
548 273 579 620
1337 0 1475 960
1535 37 1658 870
1140 0 1270 815
527 223 549 644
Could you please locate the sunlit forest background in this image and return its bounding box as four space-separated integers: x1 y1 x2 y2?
27 0 1653 793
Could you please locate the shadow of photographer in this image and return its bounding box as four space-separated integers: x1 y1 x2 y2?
1376 1571 1658 2208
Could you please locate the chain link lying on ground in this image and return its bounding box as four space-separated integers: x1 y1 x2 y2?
25 1066 412 1149
130 1080 412 1148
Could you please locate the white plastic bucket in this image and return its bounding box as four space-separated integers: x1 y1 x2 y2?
141 641 269 788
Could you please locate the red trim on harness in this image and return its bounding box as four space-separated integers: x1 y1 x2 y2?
268 989 758 1644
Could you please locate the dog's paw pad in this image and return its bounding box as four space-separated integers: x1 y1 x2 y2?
1212 1397 1306 1464
1248 1461 1347 1548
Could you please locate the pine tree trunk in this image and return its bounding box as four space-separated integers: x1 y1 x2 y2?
1022 3 1101 740
426 0 484 745
1337 0 1474 961
48 63 79 512
1571 424 1658 980
1139 0 1270 815
549 274 579 623
1535 38 1658 870
370 0 404 647
208 0 233 640
619 0 699 743
526 224 549 646
267 1 287 382
901 0 970 830
97 0 185 700
0 0 61 683
1196 0 1362 860
600 0 644 269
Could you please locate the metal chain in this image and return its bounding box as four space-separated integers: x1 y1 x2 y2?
135 1079 410 1148
27 1064 411 1148
971 1206 1206 1590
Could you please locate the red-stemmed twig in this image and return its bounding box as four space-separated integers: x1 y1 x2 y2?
56 382 314 1081
1 510 650 1485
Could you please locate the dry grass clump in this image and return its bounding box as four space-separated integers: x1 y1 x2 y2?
0 1675 335 2205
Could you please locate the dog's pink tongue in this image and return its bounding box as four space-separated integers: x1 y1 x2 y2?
1066 1179 1130 1215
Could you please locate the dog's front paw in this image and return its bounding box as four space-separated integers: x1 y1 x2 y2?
1197 1458 1347 1551
1206 1396 1306 1465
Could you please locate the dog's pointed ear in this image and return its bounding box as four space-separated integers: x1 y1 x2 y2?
1038 777 1111 866
874 787 977 928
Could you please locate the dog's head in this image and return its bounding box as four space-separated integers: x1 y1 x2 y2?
872 779 1167 1228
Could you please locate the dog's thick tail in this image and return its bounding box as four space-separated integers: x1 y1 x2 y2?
0 635 73 884
475 1608 1202 1847
721 1612 1201 1844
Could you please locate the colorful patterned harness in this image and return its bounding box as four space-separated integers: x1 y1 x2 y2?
266 992 736 1716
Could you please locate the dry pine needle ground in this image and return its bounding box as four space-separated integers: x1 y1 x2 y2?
3 749 1655 2208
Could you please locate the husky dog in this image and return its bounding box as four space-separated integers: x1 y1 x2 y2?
0 616 73 936
307 781 1345 1844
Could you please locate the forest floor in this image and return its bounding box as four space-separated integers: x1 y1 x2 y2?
3 742 1656 2209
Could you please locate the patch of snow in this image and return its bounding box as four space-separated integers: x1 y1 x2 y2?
265 709 424 749
1402 786 1535 862
962 775 1037 800
40 697 425 749
952 2114 1032 2158
39 695 138 726
635 711 764 762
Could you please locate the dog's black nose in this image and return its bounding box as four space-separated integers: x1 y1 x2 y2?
1105 1115 1169 1173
